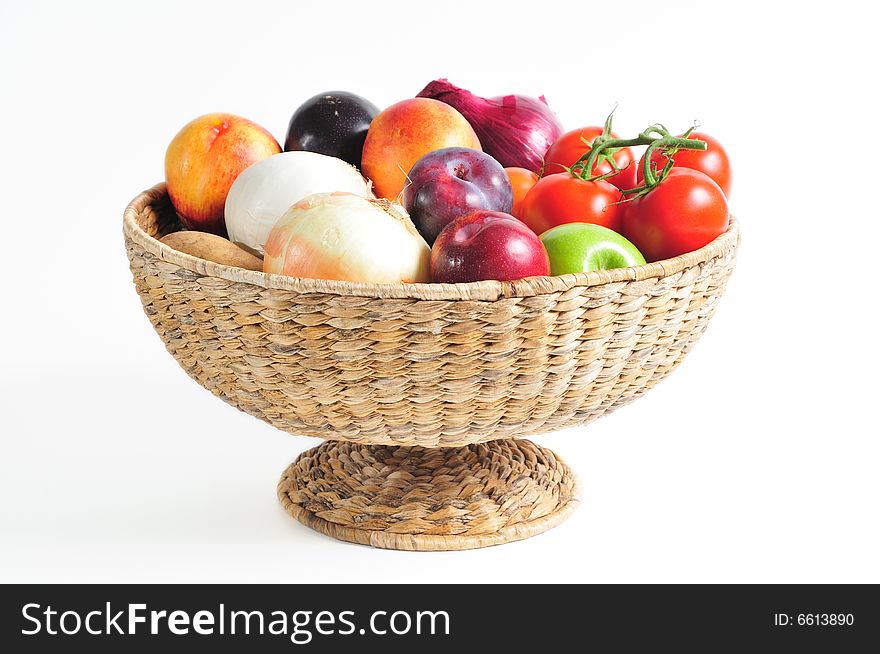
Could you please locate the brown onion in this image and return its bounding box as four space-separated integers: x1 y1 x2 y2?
263 193 430 284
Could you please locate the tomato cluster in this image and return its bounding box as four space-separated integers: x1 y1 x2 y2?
509 123 732 263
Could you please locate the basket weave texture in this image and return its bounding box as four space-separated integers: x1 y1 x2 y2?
124 184 739 447
278 438 580 551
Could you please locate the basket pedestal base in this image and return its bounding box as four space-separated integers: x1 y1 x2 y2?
277 438 579 551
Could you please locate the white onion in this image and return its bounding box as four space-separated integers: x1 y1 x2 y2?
224 151 372 255
263 193 431 284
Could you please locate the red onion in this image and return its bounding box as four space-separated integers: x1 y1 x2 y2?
417 79 564 174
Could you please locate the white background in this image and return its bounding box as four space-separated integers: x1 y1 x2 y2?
1 0 878 583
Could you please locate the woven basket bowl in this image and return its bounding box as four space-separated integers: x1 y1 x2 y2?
123 183 739 449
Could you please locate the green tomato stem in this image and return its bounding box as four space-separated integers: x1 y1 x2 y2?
571 130 707 196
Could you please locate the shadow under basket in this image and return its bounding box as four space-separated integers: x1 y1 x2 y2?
123 183 739 551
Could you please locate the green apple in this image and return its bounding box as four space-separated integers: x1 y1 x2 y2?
540 222 646 275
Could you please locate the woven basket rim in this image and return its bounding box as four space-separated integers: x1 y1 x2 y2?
124 182 740 301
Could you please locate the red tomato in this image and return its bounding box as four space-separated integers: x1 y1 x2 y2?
505 167 539 220
543 126 635 179
621 168 729 262
520 173 623 235
637 131 732 197
607 161 638 192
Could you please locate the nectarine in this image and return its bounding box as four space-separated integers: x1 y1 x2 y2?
165 113 280 235
361 98 480 201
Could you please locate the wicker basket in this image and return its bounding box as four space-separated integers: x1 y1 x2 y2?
124 183 739 550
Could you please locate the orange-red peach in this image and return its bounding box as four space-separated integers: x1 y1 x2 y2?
361 98 481 201
165 113 280 235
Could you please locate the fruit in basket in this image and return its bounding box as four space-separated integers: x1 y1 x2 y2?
543 125 635 184
430 210 550 283
263 192 430 283
402 147 513 245
416 79 563 174
165 113 280 236
225 151 372 255
361 98 481 201
159 231 263 271
284 91 380 168
637 131 732 197
540 223 645 275
505 167 539 220
519 173 623 235
622 167 729 261
607 161 639 193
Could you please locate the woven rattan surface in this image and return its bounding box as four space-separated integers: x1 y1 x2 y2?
124 183 738 447
277 438 579 551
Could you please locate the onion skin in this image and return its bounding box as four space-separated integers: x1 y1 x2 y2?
263 193 431 284
417 79 563 174
224 151 372 256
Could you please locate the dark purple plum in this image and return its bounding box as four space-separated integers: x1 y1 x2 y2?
284 91 379 168
402 147 513 244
